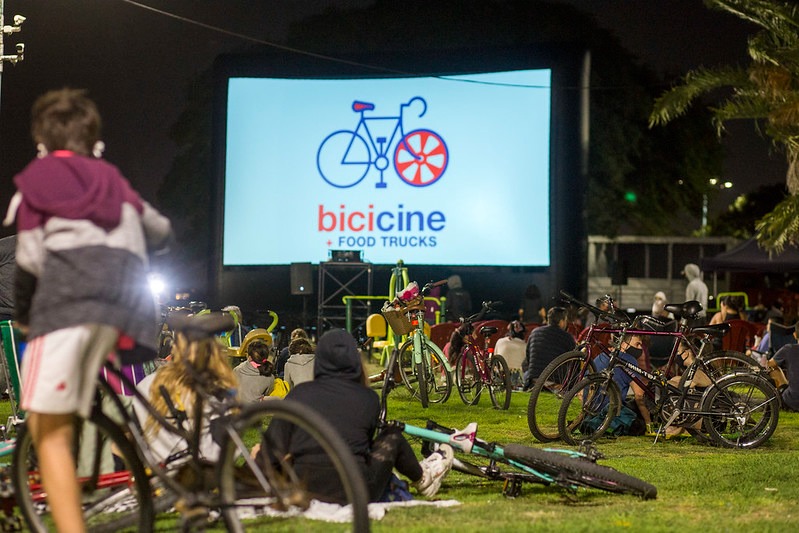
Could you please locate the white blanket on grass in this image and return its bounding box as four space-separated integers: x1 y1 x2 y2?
236 498 461 522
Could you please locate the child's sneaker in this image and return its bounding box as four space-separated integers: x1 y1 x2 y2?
414 443 454 497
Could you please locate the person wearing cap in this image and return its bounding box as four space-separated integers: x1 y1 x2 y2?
652 291 674 320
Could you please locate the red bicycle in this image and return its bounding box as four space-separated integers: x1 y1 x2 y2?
452 301 513 410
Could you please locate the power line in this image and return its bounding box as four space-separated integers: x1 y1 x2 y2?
119 0 558 90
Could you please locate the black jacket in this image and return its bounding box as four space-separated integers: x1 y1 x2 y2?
523 324 576 387
262 329 379 503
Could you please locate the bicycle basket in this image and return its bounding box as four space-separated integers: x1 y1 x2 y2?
381 307 414 335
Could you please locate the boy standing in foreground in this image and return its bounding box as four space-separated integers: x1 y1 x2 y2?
4 88 172 532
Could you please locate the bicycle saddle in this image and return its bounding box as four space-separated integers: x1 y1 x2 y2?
167 312 235 342
691 323 731 338
665 300 703 319
352 101 374 112
479 326 499 337
634 315 678 332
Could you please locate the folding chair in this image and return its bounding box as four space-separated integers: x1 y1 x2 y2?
768 321 796 356
0 320 25 460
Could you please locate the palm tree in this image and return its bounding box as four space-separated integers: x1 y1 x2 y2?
649 0 799 252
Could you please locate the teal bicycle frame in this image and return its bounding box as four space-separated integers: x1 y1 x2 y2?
391 418 588 495
412 326 452 373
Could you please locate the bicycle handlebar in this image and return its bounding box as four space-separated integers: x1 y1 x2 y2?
422 279 448 295
461 300 501 324
401 96 427 117
559 290 628 325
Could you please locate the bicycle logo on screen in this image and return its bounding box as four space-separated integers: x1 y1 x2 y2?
316 96 449 189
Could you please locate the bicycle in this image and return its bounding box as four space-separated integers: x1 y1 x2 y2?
452 301 513 410
527 292 762 443
11 313 370 532
317 97 448 189
382 280 453 408
556 310 780 448
377 346 657 500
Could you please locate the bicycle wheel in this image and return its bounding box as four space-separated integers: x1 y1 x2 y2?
398 340 417 395
527 350 595 442
12 411 154 533
394 129 448 187
678 350 762 389
558 374 621 446
216 400 370 532
415 356 429 408
423 339 452 405
399 338 451 406
503 444 657 499
700 372 780 449
317 130 371 188
488 354 512 410
455 349 482 405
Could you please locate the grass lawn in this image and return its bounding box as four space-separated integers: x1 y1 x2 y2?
3 384 797 532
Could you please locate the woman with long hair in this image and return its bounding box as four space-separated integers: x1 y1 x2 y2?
134 325 239 463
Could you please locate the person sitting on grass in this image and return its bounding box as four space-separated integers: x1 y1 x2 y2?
768 323 799 412
283 337 316 389
261 329 454 502
592 334 650 436
132 320 239 464
232 339 275 402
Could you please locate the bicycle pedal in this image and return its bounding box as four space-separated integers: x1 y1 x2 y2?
502 478 522 498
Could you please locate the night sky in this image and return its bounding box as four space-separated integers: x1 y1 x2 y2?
0 0 789 226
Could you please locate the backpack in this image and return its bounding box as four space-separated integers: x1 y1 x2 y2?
584 404 642 437
268 377 290 398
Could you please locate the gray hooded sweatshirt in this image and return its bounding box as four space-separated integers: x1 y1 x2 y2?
284 353 315 389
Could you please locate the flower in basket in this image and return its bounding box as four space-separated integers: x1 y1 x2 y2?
397 281 420 302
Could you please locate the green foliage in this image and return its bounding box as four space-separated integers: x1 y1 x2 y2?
756 192 799 251
652 0 799 249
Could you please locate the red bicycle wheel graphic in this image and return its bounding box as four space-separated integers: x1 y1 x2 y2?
394 129 448 187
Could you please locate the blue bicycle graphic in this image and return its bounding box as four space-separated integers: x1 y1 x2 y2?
316 96 449 188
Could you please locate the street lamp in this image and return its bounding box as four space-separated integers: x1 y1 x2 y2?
1 0 27 111
701 178 733 234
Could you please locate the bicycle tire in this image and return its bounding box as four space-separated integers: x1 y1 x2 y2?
527 350 595 442
488 354 512 410
398 338 451 406
423 342 452 405
558 374 621 446
216 400 370 532
700 372 780 449
415 356 430 408
455 349 482 405
503 444 657 499
677 350 762 390
317 130 371 188
393 129 448 187
12 411 154 533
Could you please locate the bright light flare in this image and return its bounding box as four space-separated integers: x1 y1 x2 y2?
148 273 166 297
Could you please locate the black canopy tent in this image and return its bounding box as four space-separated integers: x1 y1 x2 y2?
700 238 799 302
701 238 799 273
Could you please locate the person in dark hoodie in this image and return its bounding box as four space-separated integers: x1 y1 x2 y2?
262 329 453 503
5 88 172 532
